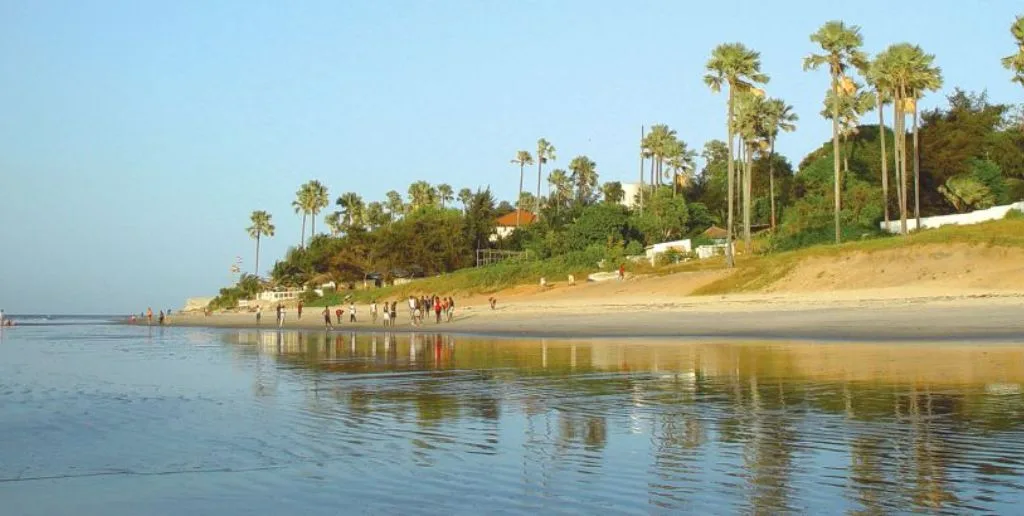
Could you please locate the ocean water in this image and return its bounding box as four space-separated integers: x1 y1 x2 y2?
2 323 1024 515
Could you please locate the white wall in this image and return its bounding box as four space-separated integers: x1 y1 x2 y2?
619 182 641 209
879 201 1024 233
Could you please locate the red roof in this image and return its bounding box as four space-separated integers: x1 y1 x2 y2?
495 210 537 227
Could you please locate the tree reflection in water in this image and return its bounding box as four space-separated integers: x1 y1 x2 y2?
221 331 1024 513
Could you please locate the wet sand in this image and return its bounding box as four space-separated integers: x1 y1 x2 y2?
165 292 1024 341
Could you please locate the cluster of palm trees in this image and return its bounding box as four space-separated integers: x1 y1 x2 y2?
291 180 330 248
703 19 953 267
1003 15 1024 87
639 125 697 207
510 138 557 226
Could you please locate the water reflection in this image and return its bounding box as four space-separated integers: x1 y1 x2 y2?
222 331 1024 513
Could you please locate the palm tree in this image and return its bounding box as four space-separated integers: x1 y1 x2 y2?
733 91 768 253
908 54 943 229
336 192 365 227
1002 15 1024 87
408 180 435 210
436 183 454 209
307 180 329 241
517 191 537 212
536 139 556 216
705 42 769 267
805 20 868 244
246 210 275 276
365 201 388 228
665 142 697 197
547 168 571 215
568 155 598 204
876 43 942 235
385 190 405 218
761 98 798 230
602 181 625 204
511 150 534 226
292 184 312 248
820 85 876 177
457 187 473 213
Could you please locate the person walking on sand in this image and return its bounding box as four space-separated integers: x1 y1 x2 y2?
158 310 165 325
349 301 357 323
256 305 262 325
618 264 625 281
147 307 153 325
391 301 397 325
297 301 303 320
322 306 334 330
335 307 343 325
382 303 391 327
434 296 442 324
371 300 378 323
276 304 284 328
446 297 455 322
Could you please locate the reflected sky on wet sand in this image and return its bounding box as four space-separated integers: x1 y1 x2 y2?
2 325 1023 515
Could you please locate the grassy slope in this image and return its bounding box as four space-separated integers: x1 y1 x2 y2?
692 218 1024 296
313 217 1024 306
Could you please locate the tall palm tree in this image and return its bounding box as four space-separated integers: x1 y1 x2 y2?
866 58 894 226
365 201 388 229
908 56 943 229
511 150 534 226
336 192 365 227
568 155 598 204
705 42 769 267
665 141 697 197
247 210 275 276
457 187 473 213
547 168 571 215
733 91 767 252
292 184 312 249
307 180 329 241
536 139 556 217
761 98 798 230
1002 15 1024 87
804 20 868 244
436 183 454 209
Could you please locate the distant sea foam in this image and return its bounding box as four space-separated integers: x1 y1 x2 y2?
3 314 122 326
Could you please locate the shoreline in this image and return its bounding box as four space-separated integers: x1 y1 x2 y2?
160 291 1024 342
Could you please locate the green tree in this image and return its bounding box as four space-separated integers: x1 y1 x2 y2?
820 85 877 177
511 150 534 226
866 56 895 226
385 190 405 218
568 155 599 205
517 191 537 212
324 212 343 236
1002 15 1024 87
705 42 769 267
436 183 454 209
547 168 572 215
602 181 625 204
762 98 798 230
463 188 498 251
665 140 697 197
804 20 868 244
536 139 556 216
457 187 473 212
365 201 389 229
247 210 275 276
733 91 768 252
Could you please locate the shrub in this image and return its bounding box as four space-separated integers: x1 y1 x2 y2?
1005 208 1024 220
625 240 644 256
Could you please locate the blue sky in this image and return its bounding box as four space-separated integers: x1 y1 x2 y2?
0 0 1020 314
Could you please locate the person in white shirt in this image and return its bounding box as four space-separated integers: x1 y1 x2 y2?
370 300 378 323
349 302 357 322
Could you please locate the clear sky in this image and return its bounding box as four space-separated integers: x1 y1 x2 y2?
0 0 1020 314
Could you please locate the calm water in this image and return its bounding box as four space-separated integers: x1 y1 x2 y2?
2 324 1024 515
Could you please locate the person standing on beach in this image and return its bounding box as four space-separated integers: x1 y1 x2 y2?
335 307 343 325
391 301 397 325
447 297 455 322
434 297 442 324
349 301 357 322
618 264 625 281
408 296 416 321
371 300 378 323
147 307 153 325
322 306 334 330
276 304 284 328
158 310 165 325
297 301 303 320
256 305 262 325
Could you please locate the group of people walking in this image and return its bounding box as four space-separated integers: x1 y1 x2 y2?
257 296 456 330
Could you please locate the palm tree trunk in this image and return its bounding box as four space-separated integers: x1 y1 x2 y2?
899 86 909 236
743 143 752 253
769 139 777 231
913 99 921 229
517 163 524 227
254 233 261 275
843 134 850 177
536 160 543 219
725 89 736 268
649 157 655 193
310 213 315 242
831 75 842 244
879 99 890 227
300 214 307 249
638 126 645 215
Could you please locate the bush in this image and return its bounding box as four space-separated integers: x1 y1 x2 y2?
1005 208 1024 220
625 240 644 256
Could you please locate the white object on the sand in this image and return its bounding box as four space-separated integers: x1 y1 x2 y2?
587 272 621 283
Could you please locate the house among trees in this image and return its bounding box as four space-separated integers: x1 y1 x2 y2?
491 209 537 241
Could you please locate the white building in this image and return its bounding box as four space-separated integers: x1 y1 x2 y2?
490 210 537 242
645 239 692 264
619 182 642 209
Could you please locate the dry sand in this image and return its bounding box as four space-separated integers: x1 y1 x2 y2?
167 244 1024 341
